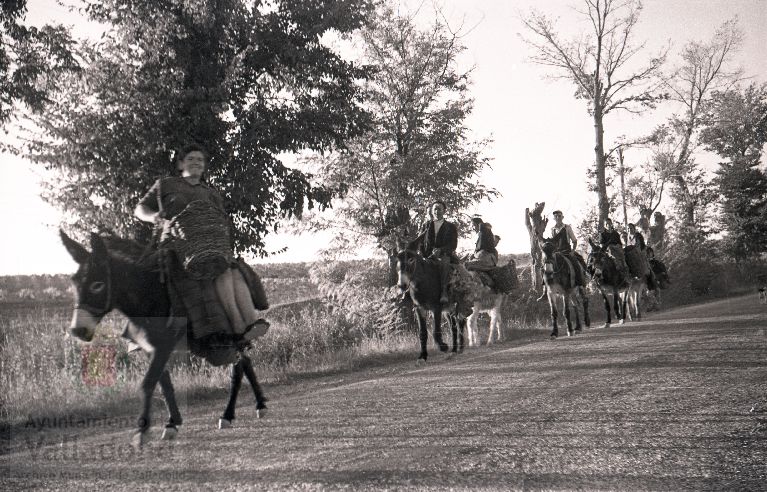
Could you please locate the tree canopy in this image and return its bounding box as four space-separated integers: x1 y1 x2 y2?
22 0 374 255
0 0 78 130
306 4 497 258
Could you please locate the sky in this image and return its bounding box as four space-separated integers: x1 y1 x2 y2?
1 0 766 275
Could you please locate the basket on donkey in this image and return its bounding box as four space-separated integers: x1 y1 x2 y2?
166 200 233 280
488 258 519 294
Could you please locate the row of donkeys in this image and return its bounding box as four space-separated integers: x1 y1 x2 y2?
57 201 661 448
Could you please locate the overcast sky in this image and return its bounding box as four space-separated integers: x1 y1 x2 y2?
2 0 765 274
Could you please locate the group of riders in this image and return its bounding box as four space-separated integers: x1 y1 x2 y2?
407 201 667 306
137 143 666 357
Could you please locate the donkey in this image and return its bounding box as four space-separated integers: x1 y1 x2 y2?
396 249 465 362
586 239 645 327
538 239 590 338
60 231 267 446
466 289 505 347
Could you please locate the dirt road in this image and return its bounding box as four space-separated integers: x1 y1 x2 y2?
3 294 766 491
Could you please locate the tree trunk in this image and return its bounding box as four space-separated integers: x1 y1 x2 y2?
619 148 628 231
593 110 609 228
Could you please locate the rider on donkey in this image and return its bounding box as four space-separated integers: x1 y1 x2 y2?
600 218 630 286
536 210 589 301
465 216 498 272
413 200 459 305
627 222 658 290
135 143 268 346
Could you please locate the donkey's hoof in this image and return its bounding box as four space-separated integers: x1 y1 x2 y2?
131 431 148 449
601 323 610 329
437 343 449 353
416 357 427 366
256 408 267 419
218 418 233 429
549 334 558 340
161 425 178 440
619 319 625 325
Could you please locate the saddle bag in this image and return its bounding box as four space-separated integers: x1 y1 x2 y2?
167 200 233 280
488 259 519 294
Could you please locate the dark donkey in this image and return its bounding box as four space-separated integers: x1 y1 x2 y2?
538 238 590 338
396 249 465 363
60 230 267 446
587 239 641 327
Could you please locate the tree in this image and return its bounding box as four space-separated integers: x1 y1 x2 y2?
0 0 78 131
306 4 497 282
21 0 374 255
521 0 667 228
700 83 767 260
654 19 743 238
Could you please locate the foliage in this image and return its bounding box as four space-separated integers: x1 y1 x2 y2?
0 0 78 131
305 4 497 258
20 0 374 255
700 83 767 260
653 18 743 236
521 0 668 226
309 258 400 337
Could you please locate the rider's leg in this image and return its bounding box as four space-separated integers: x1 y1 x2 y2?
214 269 246 334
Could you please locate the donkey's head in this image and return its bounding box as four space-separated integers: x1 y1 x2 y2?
587 238 613 281
60 230 113 342
396 248 421 291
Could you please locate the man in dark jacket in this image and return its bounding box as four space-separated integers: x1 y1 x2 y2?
416 200 459 304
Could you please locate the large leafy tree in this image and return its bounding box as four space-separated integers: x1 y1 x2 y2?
0 0 78 131
700 83 767 260
22 0 373 254
652 19 743 248
521 0 667 228
307 4 496 272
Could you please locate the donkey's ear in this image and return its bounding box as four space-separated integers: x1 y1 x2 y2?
60 229 90 264
89 232 108 259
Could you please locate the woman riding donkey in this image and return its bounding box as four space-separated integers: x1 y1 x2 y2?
135 143 269 348
465 216 498 272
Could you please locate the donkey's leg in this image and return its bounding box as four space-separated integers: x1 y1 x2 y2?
581 288 590 328
563 295 574 336
614 291 624 324
457 316 465 353
133 346 174 448
547 291 559 339
432 307 449 353
572 293 583 333
487 311 499 344
157 369 182 440
240 354 268 417
416 309 429 362
601 291 611 328
219 360 244 428
466 311 477 347
450 315 459 353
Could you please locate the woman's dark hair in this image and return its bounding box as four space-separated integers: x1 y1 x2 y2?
176 143 210 164
471 216 483 225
